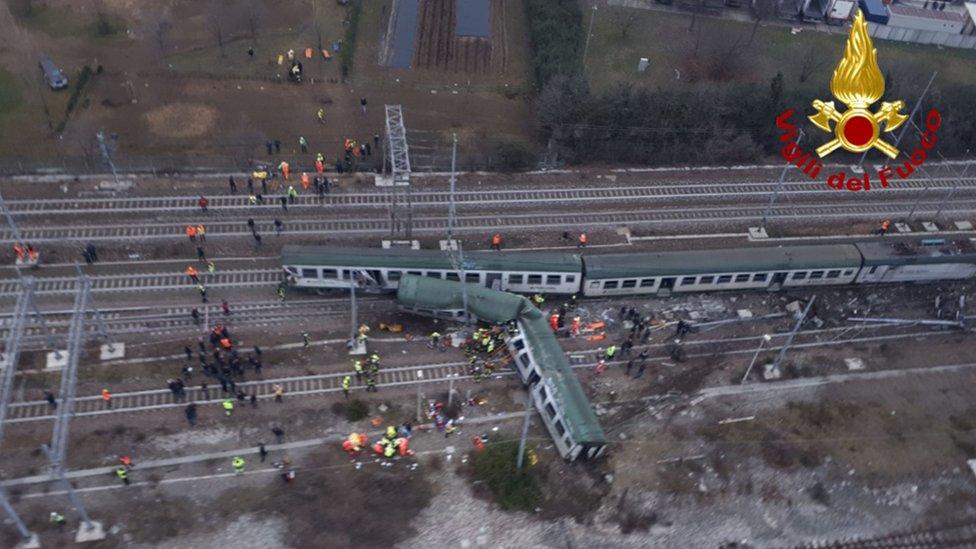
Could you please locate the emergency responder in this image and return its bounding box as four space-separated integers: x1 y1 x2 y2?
223 399 234 416
302 332 311 348
287 185 299 202
429 331 442 348
13 243 25 263
578 233 588 248
186 265 199 283
274 384 285 402
605 345 617 360
531 294 545 306
385 425 397 443
342 376 351 399
490 233 502 251
198 196 209 212
101 388 112 408
50 511 66 529
878 219 892 236
299 136 308 154
196 224 206 242
186 225 197 242
279 161 290 179
116 466 130 485
301 172 310 190
366 376 377 392
274 218 283 235
317 108 325 124
353 359 364 381
232 456 245 475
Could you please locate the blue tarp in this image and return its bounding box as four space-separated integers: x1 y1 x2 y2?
858 0 889 24
456 0 491 38
389 0 419 69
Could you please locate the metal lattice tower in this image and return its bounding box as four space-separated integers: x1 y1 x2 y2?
446 134 471 324
384 104 413 239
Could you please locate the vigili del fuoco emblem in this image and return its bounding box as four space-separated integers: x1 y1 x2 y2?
808 10 907 158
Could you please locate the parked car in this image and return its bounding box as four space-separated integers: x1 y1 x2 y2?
38 55 68 90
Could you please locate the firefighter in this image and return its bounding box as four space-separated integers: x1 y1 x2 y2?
186 265 200 283
317 108 325 124
198 196 209 212
115 466 130 485
301 172 310 190
287 186 299 202
315 158 325 174
101 388 112 408
490 233 502 251
341 375 351 399
279 161 291 179
353 359 364 381
429 331 442 348
13 243 24 263
605 345 617 360
549 313 559 332
232 456 245 475
186 225 197 242
878 219 892 236
196 224 206 242
223 399 234 416
299 136 308 154
578 233 588 248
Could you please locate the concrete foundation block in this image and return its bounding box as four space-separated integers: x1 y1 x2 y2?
381 240 420 250
100 343 124 360
75 521 106 543
439 239 459 251
16 533 40 549
46 351 68 370
921 221 939 232
747 227 768 240
347 341 367 356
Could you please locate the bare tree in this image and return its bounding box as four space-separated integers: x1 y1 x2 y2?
797 44 826 83
241 0 267 44
749 0 778 45
610 8 639 40
207 0 228 57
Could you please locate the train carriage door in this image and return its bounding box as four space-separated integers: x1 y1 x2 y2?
486 272 502 290
657 277 675 297
770 272 788 291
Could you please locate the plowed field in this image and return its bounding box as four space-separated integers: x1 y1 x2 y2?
414 0 508 74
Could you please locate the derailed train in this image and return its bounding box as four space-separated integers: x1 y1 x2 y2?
282 239 976 298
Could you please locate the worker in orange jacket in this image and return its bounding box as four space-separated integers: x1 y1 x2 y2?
315 159 325 174
186 265 199 283
301 172 310 190
490 233 502 251
549 313 559 332
878 219 892 235
13 243 24 262
219 337 233 350
279 161 290 179
101 388 112 408
186 225 197 241
578 233 588 248
570 317 581 337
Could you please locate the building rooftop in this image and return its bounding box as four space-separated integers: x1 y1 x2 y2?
888 4 965 21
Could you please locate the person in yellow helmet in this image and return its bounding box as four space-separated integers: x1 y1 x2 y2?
232 456 245 475
341 376 351 399
223 399 234 416
385 425 397 442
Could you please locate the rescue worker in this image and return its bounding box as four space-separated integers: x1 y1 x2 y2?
429 331 442 348
277 286 286 302
531 294 544 306
878 219 892 235
595 359 606 375
119 455 134 469
353 359 364 381
186 265 199 283
302 332 311 348
299 136 308 154
549 313 559 332
605 345 617 360
220 337 233 351
279 161 290 179
223 399 234 416
341 375 351 399
301 172 310 190
274 384 284 402
116 466 130 485
570 316 581 337
315 158 325 174
232 456 245 475
50 511 66 529
317 108 325 124
248 193 258 205
101 388 112 408
186 225 197 242
13 243 25 263
366 376 377 392
207 261 216 275
196 224 206 242
578 233 588 248
198 196 209 212
26 245 37 263
274 218 283 235
490 233 502 251
287 186 299 202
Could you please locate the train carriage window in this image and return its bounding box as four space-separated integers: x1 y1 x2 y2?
555 420 566 437
699 275 715 284
735 274 750 283
681 277 696 285
386 270 401 281
640 278 656 287
546 275 561 285
826 270 841 279
512 339 525 350
793 272 807 280
565 275 576 283
322 269 338 279
445 272 460 281
868 266 878 274
527 274 542 284
301 268 318 278
810 271 824 279
717 275 733 284
508 274 524 284
425 271 442 279
466 273 480 283
519 355 531 368
339 269 349 280
604 281 619 289
621 279 637 288
843 269 854 276
753 273 768 282
407 271 422 277
545 403 557 418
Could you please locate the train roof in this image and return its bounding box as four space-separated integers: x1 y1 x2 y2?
583 244 864 278
855 240 976 266
396 274 530 322
281 245 582 273
395 275 605 445
518 313 607 445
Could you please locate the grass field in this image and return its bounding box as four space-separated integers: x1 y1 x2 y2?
583 3 976 98
0 69 23 117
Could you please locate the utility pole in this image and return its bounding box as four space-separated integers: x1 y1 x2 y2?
934 152 972 220
858 72 936 169
96 131 120 187
446 134 471 325
741 334 772 383
516 387 535 469
771 296 816 372
760 129 803 231
384 105 413 240
582 5 598 67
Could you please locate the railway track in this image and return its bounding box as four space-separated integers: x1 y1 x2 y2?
0 297 393 347
3 324 957 423
0 268 282 297
4 199 976 244
792 521 976 548
5 178 973 216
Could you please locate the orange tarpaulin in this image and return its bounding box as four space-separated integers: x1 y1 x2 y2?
321 49 332 59
304 48 313 59
585 321 605 331
586 332 607 342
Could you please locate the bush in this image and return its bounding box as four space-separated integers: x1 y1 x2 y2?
492 139 537 172
524 0 583 89
469 440 541 511
56 65 93 133
340 0 362 80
